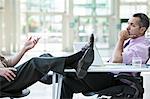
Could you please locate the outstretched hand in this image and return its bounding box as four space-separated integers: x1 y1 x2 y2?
0 68 17 82
23 36 40 52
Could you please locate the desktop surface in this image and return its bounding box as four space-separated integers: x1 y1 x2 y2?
64 63 150 72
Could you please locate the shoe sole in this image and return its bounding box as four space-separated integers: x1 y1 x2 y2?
76 48 94 79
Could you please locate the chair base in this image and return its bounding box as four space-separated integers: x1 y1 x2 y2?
0 89 30 99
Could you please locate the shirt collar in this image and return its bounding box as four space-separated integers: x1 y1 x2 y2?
130 36 145 43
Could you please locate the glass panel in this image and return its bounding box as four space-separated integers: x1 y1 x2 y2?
121 22 128 30
120 5 147 19
96 8 111 16
0 0 4 9
20 3 27 12
73 0 92 16
20 13 27 34
23 15 62 36
27 15 41 32
20 0 64 52
121 0 147 3
20 14 63 51
96 18 109 46
26 0 65 12
73 7 92 16
50 15 62 32
74 0 91 4
74 17 109 48
74 0 112 16
26 0 41 12
49 0 65 12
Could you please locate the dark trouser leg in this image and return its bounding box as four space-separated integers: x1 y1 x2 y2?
35 51 84 74
65 51 84 69
0 55 66 92
39 51 84 84
60 72 118 99
60 74 95 99
39 53 54 83
61 75 88 99
0 60 44 92
0 51 84 92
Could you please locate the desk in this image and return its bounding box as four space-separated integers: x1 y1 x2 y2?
52 64 150 99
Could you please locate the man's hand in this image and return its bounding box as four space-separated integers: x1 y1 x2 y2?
0 68 17 82
6 36 40 67
23 36 40 52
119 30 137 41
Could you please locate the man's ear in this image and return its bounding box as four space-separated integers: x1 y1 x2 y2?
140 27 146 35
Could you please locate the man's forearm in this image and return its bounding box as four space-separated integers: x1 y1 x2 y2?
7 47 27 66
112 39 124 63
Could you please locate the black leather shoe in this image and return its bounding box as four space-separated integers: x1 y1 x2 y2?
81 34 94 52
39 74 52 84
76 47 94 79
76 34 94 79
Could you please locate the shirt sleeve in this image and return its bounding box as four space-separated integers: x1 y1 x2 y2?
0 61 5 68
0 55 9 67
122 48 135 64
122 45 148 64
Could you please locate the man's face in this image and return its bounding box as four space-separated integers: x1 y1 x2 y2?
127 17 143 38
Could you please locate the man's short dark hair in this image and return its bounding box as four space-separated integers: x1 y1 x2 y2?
133 13 149 31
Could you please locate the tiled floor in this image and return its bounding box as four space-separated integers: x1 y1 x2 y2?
17 82 98 99
1 81 99 99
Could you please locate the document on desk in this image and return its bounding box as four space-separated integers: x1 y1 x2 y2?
88 63 150 72
91 63 126 68
64 64 150 72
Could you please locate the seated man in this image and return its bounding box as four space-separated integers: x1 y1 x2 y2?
60 13 150 99
0 34 94 94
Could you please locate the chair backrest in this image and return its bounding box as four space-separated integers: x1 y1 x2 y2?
83 75 143 99
0 89 30 99
145 47 150 63
104 76 143 98
83 47 150 98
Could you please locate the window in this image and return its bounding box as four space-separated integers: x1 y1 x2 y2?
120 5 147 19
73 0 112 16
20 0 65 51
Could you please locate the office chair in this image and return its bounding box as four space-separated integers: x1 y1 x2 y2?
83 74 144 99
0 89 30 99
83 47 150 99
